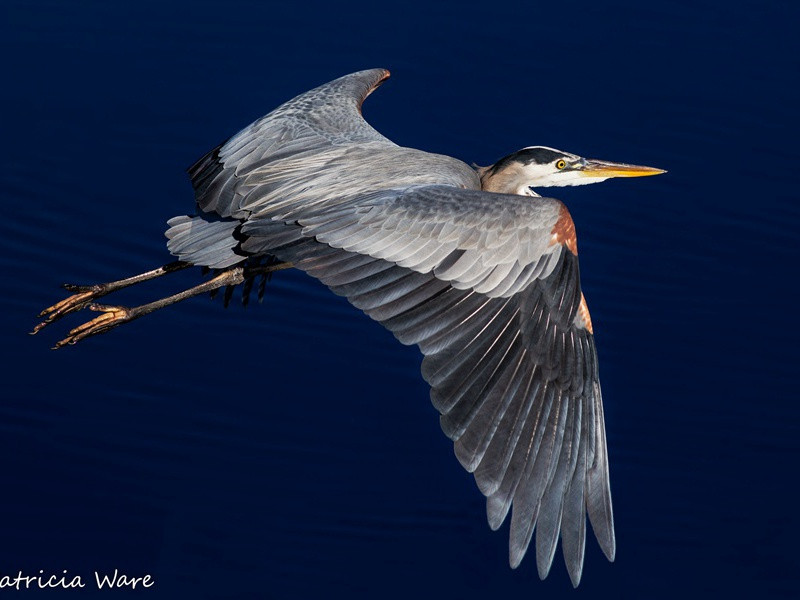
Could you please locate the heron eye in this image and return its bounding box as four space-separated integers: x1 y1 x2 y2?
556 160 566 170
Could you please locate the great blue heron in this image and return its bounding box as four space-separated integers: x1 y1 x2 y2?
33 69 664 586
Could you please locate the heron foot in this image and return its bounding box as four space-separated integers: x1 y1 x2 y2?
52 304 133 349
31 284 109 334
34 261 291 348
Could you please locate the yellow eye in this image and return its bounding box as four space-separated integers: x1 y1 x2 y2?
556 160 566 170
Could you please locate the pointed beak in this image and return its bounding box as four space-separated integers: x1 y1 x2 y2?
578 159 666 179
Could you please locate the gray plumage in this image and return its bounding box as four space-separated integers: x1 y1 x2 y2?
167 69 614 586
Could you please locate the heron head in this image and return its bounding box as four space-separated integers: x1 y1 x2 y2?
478 146 665 196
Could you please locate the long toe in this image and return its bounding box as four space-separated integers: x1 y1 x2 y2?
52 305 131 349
32 290 98 334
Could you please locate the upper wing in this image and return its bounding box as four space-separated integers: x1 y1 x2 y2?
243 185 614 586
187 69 396 220
185 68 479 227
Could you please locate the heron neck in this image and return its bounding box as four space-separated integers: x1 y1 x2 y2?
477 164 536 196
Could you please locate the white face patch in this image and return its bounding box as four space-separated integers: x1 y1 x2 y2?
517 149 612 188
526 169 612 188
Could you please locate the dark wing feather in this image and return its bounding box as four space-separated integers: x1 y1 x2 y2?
187 68 395 220
238 185 614 585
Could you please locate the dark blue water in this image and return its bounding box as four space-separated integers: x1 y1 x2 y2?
2 0 798 597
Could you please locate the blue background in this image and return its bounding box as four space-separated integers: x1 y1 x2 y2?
2 0 798 597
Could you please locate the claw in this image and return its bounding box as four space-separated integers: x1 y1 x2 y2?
52 304 131 349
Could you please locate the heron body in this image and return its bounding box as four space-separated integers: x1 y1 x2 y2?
34 68 664 587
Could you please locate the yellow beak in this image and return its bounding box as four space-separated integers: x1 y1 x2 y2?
579 159 666 178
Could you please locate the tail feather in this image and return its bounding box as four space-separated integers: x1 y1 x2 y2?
165 215 244 268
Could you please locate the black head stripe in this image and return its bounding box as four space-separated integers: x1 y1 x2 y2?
489 147 566 174
516 147 566 165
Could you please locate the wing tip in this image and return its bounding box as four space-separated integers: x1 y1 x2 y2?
359 68 392 109
588 513 616 562
603 537 617 562
487 494 510 531
568 565 584 588
536 558 553 581
535 524 559 581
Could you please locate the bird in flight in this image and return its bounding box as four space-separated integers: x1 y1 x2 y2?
33 69 664 586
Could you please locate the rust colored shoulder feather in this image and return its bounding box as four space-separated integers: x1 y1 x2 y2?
550 203 578 255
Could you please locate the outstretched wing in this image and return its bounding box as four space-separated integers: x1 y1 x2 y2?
168 70 479 268
187 68 481 225
188 68 395 220
242 185 614 586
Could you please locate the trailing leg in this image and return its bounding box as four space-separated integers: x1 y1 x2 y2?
33 261 191 334
50 261 292 349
